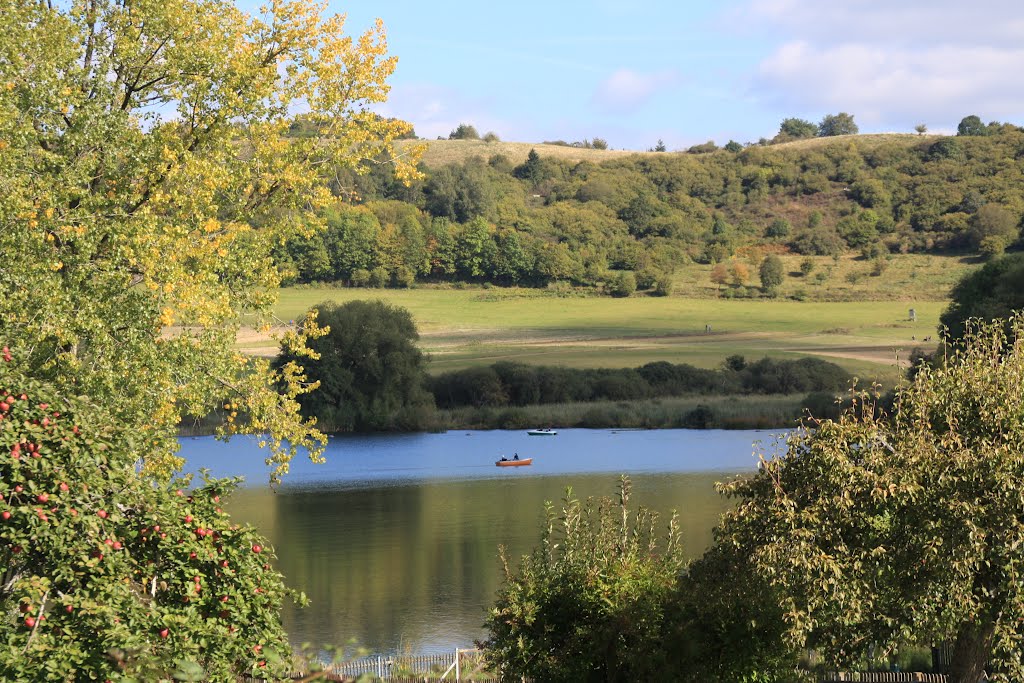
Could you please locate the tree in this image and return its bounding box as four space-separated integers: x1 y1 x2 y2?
482 131 500 142
710 263 730 290
0 0 420 481
957 115 987 136
448 123 480 140
0 356 298 680
481 479 684 683
513 148 545 185
590 137 609 150
968 204 1019 252
765 219 791 239
724 139 743 152
654 139 667 152
719 318 1024 683
777 117 819 140
729 261 750 287
799 257 815 277
278 301 435 432
818 112 859 137
759 254 784 294
940 253 1024 343
915 123 928 135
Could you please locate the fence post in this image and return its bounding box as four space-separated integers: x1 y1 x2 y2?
455 647 461 682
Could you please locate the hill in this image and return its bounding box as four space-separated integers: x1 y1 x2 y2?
397 132 942 168
274 127 1024 316
397 138 649 167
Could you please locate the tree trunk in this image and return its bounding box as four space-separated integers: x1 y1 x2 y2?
948 620 995 683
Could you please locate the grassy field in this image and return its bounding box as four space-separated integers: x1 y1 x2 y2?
397 138 650 167
396 133 941 168
672 252 975 301
248 283 950 386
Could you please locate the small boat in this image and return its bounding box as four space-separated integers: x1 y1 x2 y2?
527 428 557 436
496 458 533 467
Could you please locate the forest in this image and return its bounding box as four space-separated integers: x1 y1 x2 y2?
276 119 1024 294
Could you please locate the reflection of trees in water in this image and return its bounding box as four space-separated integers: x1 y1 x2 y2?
228 474 735 652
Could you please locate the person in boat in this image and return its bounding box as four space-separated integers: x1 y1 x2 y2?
500 455 508 461
513 453 519 460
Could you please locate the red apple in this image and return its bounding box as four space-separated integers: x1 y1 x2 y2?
159 628 169 639
1 511 9 520
59 482 68 492
37 493 48 503
97 509 108 519
251 544 262 554
24 616 35 628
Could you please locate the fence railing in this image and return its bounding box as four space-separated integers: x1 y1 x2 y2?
819 673 947 682
260 648 495 682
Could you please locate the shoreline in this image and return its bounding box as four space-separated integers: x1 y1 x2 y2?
178 394 815 438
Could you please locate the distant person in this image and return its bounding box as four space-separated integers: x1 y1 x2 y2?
513 453 519 461
500 455 508 462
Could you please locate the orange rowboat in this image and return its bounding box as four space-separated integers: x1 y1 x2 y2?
495 458 533 467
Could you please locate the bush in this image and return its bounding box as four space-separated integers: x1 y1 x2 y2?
608 271 637 297
350 268 370 287
652 273 675 296
392 265 415 288
481 479 684 683
448 123 479 140
368 266 389 288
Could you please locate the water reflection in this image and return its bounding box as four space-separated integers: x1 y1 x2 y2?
180 429 783 653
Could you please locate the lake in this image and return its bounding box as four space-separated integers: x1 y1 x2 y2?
179 428 787 654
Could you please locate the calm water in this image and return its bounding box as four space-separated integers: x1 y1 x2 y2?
178 428 786 654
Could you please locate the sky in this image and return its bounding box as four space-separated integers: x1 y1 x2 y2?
244 0 1024 151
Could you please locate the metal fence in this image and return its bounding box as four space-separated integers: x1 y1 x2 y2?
819 673 948 682
256 648 496 682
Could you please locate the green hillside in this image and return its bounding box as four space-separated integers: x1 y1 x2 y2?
278 127 1023 305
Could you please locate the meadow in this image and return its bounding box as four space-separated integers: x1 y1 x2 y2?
251 277 950 387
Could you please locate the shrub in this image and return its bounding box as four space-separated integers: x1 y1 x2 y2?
392 265 415 288
350 268 370 287
608 271 637 297
368 266 389 288
481 478 684 683
652 273 675 297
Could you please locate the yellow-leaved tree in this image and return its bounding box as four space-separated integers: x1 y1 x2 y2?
0 0 421 480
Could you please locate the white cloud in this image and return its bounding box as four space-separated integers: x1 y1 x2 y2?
593 68 681 114
736 0 1024 127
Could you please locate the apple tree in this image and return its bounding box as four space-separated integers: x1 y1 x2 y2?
718 317 1024 683
0 349 300 681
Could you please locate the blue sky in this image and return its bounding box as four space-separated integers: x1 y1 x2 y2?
248 0 1024 150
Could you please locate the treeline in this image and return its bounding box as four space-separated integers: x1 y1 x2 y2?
428 357 852 409
276 115 1024 292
